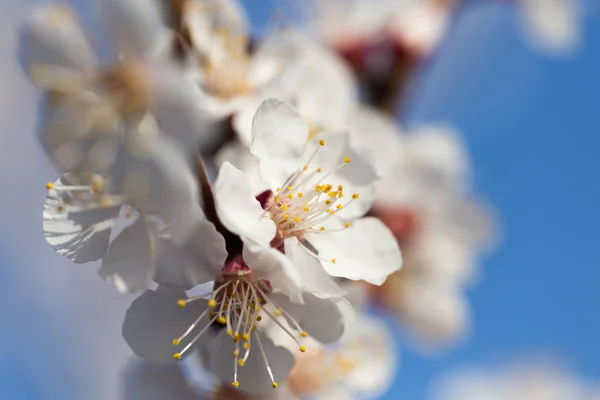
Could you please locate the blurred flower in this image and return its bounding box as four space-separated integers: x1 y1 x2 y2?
517 0 582 56
214 99 402 286
19 1 210 173
431 359 600 400
286 313 397 399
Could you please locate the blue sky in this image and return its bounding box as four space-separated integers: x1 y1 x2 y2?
244 1 600 399
1 1 599 399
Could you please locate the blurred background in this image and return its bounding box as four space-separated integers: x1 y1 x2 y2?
1 0 600 399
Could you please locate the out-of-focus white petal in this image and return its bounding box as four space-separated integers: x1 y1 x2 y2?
154 217 227 290
123 360 200 400
43 175 120 263
284 238 347 299
99 215 154 293
309 217 402 285
243 243 304 304
20 4 96 86
123 286 212 364
214 162 276 246
269 292 345 344
214 140 268 194
207 330 295 395
97 0 165 60
250 99 309 187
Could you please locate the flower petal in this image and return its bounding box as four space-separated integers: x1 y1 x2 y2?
19 4 96 87
99 215 154 293
308 217 402 285
123 286 213 364
284 238 347 299
43 175 120 263
269 292 345 344
207 330 295 395
155 217 227 290
243 243 303 304
214 162 276 246
124 360 200 400
250 99 309 187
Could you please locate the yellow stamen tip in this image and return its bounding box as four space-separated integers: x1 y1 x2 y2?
299 345 307 353
242 333 250 341
332 258 337 264
208 299 217 308
238 359 245 367
352 194 359 199
297 192 303 198
177 300 186 308
344 222 350 228
283 215 289 221
251 325 257 332
338 185 343 190
172 339 180 346
303 207 310 212
276 187 281 192
336 204 343 209
45 182 54 190
217 316 227 324
274 309 282 317
317 168 322 172
287 186 293 191
301 331 308 337
173 353 181 360
281 204 288 211
319 227 325 231
319 139 325 146
287 193 293 199
232 381 240 388
256 315 263 321
344 157 351 163
227 329 233 336
303 165 308 171
244 342 250 349
233 349 239 357
272 382 279 388
293 216 300 223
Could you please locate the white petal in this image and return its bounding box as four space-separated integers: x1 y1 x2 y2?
43 175 120 263
20 4 96 85
243 243 303 304
250 99 309 187
269 292 345 344
97 0 165 60
214 140 269 195
284 238 347 299
214 162 276 246
124 360 200 400
207 330 295 395
308 217 402 285
99 215 154 293
155 218 227 290
123 286 213 364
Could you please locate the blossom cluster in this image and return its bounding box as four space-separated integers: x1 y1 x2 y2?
19 0 580 398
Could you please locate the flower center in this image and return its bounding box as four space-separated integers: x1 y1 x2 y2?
262 139 358 261
173 258 311 390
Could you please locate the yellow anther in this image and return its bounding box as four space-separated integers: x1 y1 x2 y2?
244 342 250 349
281 204 288 211
303 206 310 212
300 331 308 337
173 353 181 360
274 309 282 317
317 168 322 172
319 227 325 231
233 349 239 357
303 165 308 171
336 204 343 210
328 191 337 197
319 139 325 146
299 345 307 353
287 193 293 199
91 179 104 193
283 215 289 221
293 216 301 223
172 339 180 346
325 200 331 205
45 182 54 190
325 184 333 192
344 157 351 163
332 258 337 264
297 192 303 198
338 185 343 190
328 210 335 215
234 333 240 341
344 222 350 228
227 329 233 336
251 325 257 332
232 381 240 388
276 187 281 192
352 193 359 199
242 333 250 341
209 311 215 318
177 300 186 308
272 382 279 389
287 186 293 191
238 359 245 367
217 316 227 324
208 299 217 308
274 196 280 202
256 315 263 322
